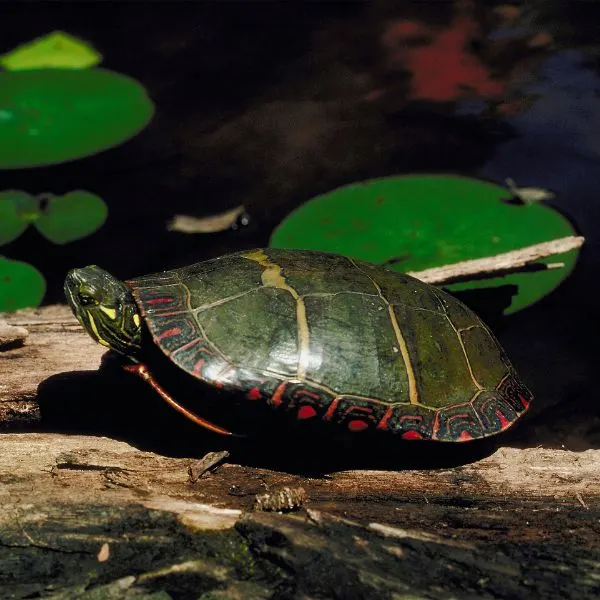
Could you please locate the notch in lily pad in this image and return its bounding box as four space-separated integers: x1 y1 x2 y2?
270 174 579 314
0 190 108 245
0 190 41 245
35 191 108 244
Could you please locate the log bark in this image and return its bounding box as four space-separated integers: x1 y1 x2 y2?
1 306 599 598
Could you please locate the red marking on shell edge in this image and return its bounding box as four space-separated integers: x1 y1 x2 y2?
294 390 320 401
377 407 394 431
401 430 423 440
518 394 530 410
323 397 341 421
297 405 317 420
171 337 204 356
147 297 173 305
270 383 286 407
432 412 440 439
495 408 511 430
458 430 473 441
348 420 369 433
157 327 181 341
343 406 373 417
247 387 262 400
192 359 205 376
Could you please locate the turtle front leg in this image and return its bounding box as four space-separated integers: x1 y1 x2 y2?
123 363 237 437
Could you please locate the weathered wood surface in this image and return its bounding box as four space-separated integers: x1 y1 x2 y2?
0 306 105 427
1 306 600 599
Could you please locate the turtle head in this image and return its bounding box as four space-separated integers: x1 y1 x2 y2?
64 266 142 356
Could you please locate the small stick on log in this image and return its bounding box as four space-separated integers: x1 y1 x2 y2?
409 235 584 286
188 450 231 483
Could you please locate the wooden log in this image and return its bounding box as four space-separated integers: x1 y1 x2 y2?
0 432 599 598
0 306 105 427
0 292 597 597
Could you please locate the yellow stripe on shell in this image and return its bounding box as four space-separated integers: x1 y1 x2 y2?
241 249 310 379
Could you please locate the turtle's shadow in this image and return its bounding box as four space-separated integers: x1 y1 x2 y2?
37 366 523 475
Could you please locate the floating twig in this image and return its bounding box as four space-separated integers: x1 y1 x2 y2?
505 178 555 205
409 236 584 286
167 206 247 234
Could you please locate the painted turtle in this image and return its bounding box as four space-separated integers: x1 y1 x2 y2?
64 248 532 442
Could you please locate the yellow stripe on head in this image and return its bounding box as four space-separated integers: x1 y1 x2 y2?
99 306 117 320
87 314 110 347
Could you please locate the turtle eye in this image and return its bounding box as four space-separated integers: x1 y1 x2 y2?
79 285 101 306
79 293 96 306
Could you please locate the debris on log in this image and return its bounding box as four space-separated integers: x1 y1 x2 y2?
0 318 29 349
188 450 231 482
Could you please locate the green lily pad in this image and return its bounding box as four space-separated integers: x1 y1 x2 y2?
0 31 102 71
0 190 40 245
0 68 154 169
35 191 108 244
0 257 45 311
270 175 579 314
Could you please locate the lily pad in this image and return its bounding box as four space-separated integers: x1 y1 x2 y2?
0 31 102 71
0 68 154 168
0 257 45 311
270 175 579 314
35 191 108 244
0 190 39 245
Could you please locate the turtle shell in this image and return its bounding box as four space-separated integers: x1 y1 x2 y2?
128 249 532 442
